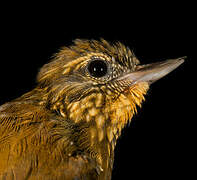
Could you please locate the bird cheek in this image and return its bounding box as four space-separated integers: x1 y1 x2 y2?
95 93 104 108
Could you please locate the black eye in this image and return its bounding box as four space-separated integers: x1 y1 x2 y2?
87 59 108 78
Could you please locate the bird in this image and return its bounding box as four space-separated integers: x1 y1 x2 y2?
0 39 184 180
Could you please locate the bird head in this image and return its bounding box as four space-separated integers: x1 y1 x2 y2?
37 39 184 157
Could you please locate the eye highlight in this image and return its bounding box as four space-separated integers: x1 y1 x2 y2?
87 59 108 78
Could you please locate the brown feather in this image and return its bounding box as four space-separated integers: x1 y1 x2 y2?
0 39 183 179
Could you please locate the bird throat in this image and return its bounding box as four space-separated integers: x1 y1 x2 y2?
54 82 149 172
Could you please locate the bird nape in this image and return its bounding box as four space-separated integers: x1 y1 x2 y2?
0 39 184 180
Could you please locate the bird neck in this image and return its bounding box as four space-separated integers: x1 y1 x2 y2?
60 82 149 175
28 82 148 176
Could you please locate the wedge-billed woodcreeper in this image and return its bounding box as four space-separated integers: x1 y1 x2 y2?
0 39 184 179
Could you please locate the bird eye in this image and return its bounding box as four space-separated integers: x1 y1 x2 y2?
87 59 108 78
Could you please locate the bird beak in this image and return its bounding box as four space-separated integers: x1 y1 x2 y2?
118 57 185 85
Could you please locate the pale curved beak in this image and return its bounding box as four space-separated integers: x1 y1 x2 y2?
118 57 185 85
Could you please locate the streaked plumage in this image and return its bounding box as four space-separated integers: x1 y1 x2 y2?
0 39 184 179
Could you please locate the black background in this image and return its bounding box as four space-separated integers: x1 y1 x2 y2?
0 2 195 179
